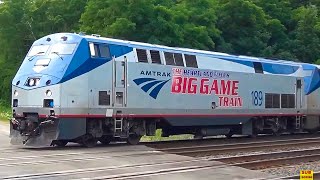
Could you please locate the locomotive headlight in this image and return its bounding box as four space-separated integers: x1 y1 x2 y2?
13 90 18 97
35 78 40 86
29 79 35 86
45 90 52 97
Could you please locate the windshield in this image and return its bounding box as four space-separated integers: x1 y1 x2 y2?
50 43 77 55
27 45 50 57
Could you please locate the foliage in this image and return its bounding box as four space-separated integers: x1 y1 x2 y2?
0 103 10 122
80 0 220 50
141 129 193 142
0 0 87 104
291 5 320 63
0 0 319 103
215 0 270 56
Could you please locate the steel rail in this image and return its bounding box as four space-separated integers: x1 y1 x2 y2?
210 148 320 164
160 137 320 156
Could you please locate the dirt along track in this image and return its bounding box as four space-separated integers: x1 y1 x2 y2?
282 171 320 179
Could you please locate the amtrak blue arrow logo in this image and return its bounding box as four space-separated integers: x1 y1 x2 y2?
133 78 170 99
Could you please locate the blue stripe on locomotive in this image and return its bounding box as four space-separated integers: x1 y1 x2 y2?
60 39 133 83
301 64 320 95
215 56 299 75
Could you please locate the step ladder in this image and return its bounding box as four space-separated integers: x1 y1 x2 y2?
114 117 123 137
295 116 301 129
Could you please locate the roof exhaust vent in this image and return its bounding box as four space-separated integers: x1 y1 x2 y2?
92 34 101 38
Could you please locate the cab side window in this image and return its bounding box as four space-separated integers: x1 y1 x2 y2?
136 49 148 63
150 50 161 64
185 54 198 68
164 52 175 65
89 42 111 58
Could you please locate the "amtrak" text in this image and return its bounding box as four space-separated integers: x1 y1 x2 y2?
140 70 171 77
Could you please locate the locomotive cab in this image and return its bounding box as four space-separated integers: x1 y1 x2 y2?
10 33 85 147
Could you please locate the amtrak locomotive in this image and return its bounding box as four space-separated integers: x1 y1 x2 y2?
10 33 320 147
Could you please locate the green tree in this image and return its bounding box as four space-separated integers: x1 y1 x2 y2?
289 0 320 8
290 6 320 63
251 0 300 60
0 0 31 103
216 0 271 56
28 0 88 38
1 0 320 105
0 0 87 103
80 0 220 50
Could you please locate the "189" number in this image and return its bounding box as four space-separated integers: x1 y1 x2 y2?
251 91 263 106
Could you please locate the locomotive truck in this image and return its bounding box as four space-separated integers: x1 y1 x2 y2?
10 33 320 147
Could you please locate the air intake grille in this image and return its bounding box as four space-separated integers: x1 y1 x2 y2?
99 91 110 106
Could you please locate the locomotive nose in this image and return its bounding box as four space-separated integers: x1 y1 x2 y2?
11 83 61 116
10 85 61 147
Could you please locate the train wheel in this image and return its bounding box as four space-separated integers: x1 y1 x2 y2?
81 134 97 148
53 140 68 147
126 134 142 145
226 133 233 139
307 129 318 134
272 128 283 136
249 130 258 138
194 135 204 139
99 135 112 145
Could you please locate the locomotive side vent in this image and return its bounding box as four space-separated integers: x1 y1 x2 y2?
265 93 280 108
281 94 295 108
99 91 110 106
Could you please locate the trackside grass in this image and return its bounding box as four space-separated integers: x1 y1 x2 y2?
0 105 10 123
141 129 193 142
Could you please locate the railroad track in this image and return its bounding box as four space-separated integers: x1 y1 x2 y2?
158 137 320 156
2 135 319 179
0 159 230 180
1 132 318 154
210 148 320 170
3 136 320 160
154 136 320 178
1 158 272 180
2 136 320 169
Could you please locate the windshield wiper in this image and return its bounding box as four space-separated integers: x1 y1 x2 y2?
52 52 63 61
28 52 45 61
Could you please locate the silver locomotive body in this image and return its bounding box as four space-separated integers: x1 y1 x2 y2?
10 33 320 147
